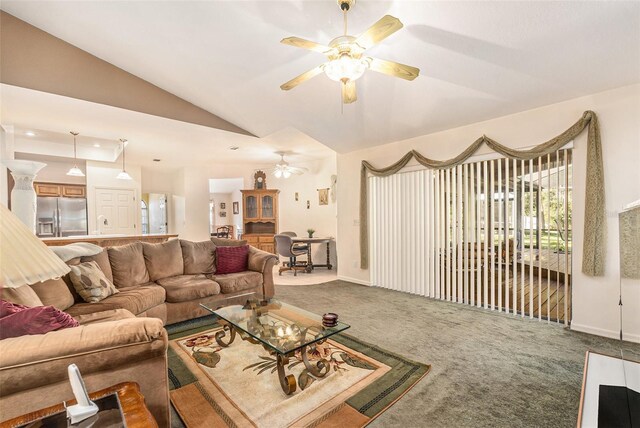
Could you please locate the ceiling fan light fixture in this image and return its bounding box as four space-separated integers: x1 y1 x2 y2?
274 168 283 178
283 169 292 179
323 55 369 82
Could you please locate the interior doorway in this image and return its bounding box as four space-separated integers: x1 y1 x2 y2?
209 178 244 239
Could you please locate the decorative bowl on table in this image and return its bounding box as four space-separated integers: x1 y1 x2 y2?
322 313 339 327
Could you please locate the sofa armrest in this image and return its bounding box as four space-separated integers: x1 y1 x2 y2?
0 317 167 396
248 247 278 297
248 247 277 273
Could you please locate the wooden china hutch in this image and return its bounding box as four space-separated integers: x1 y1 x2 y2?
241 189 279 253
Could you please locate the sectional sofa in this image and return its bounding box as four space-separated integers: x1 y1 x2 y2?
0 239 278 426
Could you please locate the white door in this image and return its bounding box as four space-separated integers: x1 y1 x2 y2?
95 188 137 235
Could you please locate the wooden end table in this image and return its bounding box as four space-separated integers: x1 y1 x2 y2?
0 382 157 428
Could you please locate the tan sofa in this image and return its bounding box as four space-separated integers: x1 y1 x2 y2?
0 239 278 426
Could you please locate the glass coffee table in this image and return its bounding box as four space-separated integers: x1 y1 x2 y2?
200 292 350 395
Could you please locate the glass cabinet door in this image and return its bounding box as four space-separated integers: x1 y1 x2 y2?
245 195 258 219
261 195 274 218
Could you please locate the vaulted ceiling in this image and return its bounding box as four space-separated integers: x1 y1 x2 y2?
2 1 639 153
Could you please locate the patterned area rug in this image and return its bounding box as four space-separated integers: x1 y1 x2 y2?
166 316 430 428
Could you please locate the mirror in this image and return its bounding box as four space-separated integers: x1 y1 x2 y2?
142 193 168 234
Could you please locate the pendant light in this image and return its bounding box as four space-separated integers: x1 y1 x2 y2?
116 138 132 180
66 131 85 177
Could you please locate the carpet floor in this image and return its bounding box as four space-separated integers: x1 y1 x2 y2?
271 280 640 428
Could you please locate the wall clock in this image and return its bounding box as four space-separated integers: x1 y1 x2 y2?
254 170 267 189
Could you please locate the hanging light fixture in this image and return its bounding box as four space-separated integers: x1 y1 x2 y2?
66 131 85 177
116 138 132 180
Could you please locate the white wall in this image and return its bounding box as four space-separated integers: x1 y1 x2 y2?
337 84 640 342
86 160 142 234
271 156 338 265
141 167 183 234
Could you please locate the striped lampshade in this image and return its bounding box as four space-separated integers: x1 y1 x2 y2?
0 204 70 288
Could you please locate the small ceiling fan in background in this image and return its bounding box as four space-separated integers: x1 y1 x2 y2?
280 0 420 104
271 152 308 178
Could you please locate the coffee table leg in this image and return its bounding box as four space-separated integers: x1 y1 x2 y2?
301 345 330 378
276 353 297 395
214 323 236 347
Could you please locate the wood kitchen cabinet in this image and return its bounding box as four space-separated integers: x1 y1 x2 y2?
34 183 62 197
241 189 279 254
34 182 86 198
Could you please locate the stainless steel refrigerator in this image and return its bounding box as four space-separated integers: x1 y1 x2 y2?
36 197 88 238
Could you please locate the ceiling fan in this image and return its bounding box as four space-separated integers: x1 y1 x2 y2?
280 0 419 104
272 152 308 178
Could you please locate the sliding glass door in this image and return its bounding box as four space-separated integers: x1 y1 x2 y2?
369 149 572 323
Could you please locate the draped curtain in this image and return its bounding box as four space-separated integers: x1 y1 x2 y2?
360 110 605 276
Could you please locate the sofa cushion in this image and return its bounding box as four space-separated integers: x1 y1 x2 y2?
30 278 75 311
211 238 247 247
68 261 119 303
81 249 113 283
0 301 79 340
142 240 184 281
73 308 136 325
156 275 221 303
1 285 43 307
108 242 150 288
211 271 262 294
216 245 249 274
65 283 165 317
180 240 216 275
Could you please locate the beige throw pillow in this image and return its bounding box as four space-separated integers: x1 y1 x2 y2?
180 239 216 274
69 261 119 303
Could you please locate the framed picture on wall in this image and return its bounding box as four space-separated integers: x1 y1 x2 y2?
220 203 226 209
220 211 227 218
233 202 239 215
318 188 329 205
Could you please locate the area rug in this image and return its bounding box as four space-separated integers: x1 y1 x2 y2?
166 316 430 428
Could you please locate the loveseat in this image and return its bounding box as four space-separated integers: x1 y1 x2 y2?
0 238 278 426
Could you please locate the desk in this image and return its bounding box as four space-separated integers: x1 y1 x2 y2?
292 237 333 272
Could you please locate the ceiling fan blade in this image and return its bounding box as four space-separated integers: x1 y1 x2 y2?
368 57 420 81
281 36 333 54
280 65 325 91
355 15 403 50
288 166 308 174
341 80 357 104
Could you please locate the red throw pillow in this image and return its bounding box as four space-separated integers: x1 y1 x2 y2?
216 245 249 274
0 300 79 340
0 300 29 318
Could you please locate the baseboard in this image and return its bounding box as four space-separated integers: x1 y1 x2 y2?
336 275 371 286
571 323 640 344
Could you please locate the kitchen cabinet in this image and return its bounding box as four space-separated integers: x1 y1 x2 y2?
35 182 86 198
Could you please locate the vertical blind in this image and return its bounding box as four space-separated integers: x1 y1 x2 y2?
369 150 572 323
